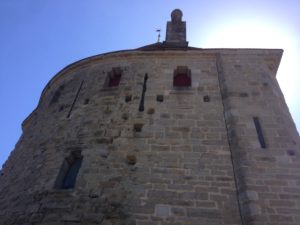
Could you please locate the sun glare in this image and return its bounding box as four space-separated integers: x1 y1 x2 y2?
196 19 300 131
201 20 292 49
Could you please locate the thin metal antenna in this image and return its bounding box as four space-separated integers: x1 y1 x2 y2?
156 29 161 42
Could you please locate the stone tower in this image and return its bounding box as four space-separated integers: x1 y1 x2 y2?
0 9 299 225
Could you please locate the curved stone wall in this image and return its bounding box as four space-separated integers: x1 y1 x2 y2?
1 48 299 225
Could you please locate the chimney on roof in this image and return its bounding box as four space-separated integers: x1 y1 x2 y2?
164 9 188 47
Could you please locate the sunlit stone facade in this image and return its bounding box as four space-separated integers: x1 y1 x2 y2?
0 9 299 225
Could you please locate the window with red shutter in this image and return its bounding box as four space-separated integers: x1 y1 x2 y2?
173 66 191 87
108 73 121 87
106 67 122 87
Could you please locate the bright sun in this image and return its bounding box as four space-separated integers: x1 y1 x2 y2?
194 19 300 132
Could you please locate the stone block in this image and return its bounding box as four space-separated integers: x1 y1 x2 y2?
186 208 221 219
155 204 171 217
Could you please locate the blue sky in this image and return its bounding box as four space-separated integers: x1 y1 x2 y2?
0 0 299 167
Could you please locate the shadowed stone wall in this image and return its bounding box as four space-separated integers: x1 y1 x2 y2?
217 51 300 225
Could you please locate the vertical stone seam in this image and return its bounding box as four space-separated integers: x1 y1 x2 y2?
215 53 245 225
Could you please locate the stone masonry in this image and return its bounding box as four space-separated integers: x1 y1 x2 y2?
0 9 299 225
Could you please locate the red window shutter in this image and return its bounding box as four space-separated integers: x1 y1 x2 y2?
174 73 191 87
108 74 121 87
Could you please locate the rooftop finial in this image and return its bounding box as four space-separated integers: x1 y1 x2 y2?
164 9 188 47
171 9 183 22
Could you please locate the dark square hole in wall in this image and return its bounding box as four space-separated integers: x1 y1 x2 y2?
59 105 65 112
239 92 248 97
287 149 296 156
147 108 155 115
263 82 269 87
84 98 90 105
203 95 210 102
122 113 129 120
125 95 132 102
156 95 164 102
126 155 137 165
59 84 65 91
134 123 143 132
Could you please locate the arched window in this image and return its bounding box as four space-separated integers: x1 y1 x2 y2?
106 67 122 87
54 150 83 189
173 66 191 87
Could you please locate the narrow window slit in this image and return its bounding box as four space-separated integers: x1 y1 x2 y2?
67 80 84 118
253 117 266 148
138 73 148 112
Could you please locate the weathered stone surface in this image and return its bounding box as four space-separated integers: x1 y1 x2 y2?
154 204 170 217
0 9 299 225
